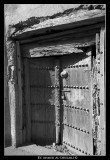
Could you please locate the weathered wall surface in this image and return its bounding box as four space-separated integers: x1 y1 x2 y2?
5 4 105 37
5 4 81 26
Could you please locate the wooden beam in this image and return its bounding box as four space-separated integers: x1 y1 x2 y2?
34 28 100 45
55 59 61 144
20 22 104 44
22 35 96 58
24 58 31 142
16 41 22 145
23 46 83 58
95 33 101 155
88 51 94 155
13 12 105 40
100 27 105 155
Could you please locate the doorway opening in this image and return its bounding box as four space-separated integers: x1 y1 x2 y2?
22 47 95 155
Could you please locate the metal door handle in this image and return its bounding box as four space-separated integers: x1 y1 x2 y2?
61 90 70 100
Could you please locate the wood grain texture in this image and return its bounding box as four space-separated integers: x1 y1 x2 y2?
30 57 56 145
24 58 31 142
95 33 101 155
100 27 105 155
8 82 17 147
16 41 22 145
55 59 61 144
21 35 95 58
6 41 18 147
20 23 104 44
61 53 93 155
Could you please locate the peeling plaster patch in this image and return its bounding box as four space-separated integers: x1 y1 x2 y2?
5 4 82 24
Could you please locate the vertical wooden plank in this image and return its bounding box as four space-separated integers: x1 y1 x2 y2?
100 27 105 155
24 58 31 142
61 54 93 155
95 33 101 155
16 41 22 145
8 81 17 147
7 41 18 147
88 52 93 155
55 59 61 144
30 57 56 144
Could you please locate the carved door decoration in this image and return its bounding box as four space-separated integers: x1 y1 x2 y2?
60 52 93 155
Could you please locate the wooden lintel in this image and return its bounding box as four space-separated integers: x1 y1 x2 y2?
20 22 104 45
34 29 99 46
21 35 96 58
13 13 105 41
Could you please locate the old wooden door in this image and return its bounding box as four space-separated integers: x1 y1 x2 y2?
23 51 93 154
60 52 93 155
23 57 56 145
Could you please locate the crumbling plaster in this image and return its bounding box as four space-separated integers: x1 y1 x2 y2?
5 4 105 39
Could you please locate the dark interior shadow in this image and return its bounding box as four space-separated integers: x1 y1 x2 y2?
22 56 57 147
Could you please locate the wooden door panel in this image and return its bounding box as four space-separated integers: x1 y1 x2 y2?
69 69 91 86
29 58 55 85
46 123 56 139
63 88 91 110
32 123 46 138
61 53 88 67
61 53 93 155
24 57 56 145
23 51 93 152
46 106 55 122
29 68 44 85
30 88 45 104
43 71 55 85
31 106 46 121
31 123 46 143
64 108 90 131
44 88 55 105
30 88 55 105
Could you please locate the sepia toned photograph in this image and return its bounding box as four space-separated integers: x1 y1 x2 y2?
4 4 105 156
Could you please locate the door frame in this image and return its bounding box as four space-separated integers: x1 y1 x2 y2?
7 27 105 155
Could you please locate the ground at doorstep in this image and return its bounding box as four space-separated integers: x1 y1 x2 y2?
4 144 74 156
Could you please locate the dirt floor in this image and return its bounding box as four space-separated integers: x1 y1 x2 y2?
4 144 74 156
